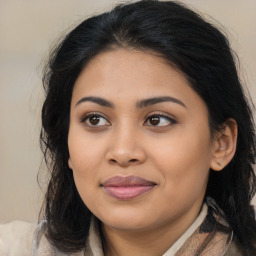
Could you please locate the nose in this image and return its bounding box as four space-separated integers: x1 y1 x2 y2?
105 125 146 167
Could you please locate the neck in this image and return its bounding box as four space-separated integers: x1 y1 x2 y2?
101 205 203 256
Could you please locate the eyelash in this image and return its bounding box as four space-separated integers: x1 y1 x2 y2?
144 113 176 127
80 112 176 128
80 112 110 127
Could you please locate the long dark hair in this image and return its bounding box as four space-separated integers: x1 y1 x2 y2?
40 0 256 254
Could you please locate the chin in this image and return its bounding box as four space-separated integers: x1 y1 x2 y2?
97 208 154 231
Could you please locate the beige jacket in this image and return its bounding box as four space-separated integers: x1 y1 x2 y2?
0 220 36 256
31 198 243 256
0 199 243 255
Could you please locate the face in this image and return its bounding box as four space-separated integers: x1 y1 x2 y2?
68 48 217 233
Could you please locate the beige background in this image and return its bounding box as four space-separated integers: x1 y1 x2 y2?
0 0 255 223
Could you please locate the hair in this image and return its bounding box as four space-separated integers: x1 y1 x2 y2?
40 0 256 254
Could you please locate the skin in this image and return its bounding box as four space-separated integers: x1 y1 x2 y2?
68 48 237 256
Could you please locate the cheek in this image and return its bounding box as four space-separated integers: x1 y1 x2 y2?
68 130 105 199
150 126 212 191
69 138 103 210
68 130 104 171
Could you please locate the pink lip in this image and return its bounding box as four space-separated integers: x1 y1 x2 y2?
101 175 156 200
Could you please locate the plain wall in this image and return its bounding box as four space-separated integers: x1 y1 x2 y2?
0 0 255 223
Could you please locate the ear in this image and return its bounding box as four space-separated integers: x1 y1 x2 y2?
68 158 73 170
210 118 238 171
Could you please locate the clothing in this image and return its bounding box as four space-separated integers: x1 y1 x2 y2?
0 220 36 256
31 198 242 256
85 204 208 256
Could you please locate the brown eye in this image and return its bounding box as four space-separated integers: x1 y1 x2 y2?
149 116 160 126
145 114 176 127
89 115 100 125
81 114 110 127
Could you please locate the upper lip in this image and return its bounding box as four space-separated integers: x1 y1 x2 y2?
102 175 156 187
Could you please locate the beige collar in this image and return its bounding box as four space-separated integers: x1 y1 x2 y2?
86 203 209 256
32 198 233 256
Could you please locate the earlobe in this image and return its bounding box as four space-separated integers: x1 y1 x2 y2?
210 118 238 171
68 158 73 170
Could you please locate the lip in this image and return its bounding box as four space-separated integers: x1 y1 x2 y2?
101 175 156 200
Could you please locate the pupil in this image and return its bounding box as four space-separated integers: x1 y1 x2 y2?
90 116 100 125
150 116 160 125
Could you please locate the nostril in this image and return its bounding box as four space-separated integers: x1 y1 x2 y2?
109 159 117 164
108 158 138 165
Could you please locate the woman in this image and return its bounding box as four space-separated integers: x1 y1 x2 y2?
33 0 256 255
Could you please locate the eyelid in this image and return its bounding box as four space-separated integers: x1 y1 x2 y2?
144 112 177 126
80 112 111 126
79 111 176 128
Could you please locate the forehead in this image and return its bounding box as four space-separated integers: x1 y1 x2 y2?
71 48 204 111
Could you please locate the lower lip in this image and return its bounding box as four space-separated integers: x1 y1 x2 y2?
103 185 155 200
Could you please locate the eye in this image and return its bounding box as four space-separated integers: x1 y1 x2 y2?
144 114 176 127
81 113 110 127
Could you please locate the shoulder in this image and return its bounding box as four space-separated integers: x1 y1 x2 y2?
32 220 84 256
0 220 36 256
225 238 242 256
225 237 256 256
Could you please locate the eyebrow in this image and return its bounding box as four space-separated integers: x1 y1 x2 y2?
75 96 186 109
76 97 114 108
137 96 187 109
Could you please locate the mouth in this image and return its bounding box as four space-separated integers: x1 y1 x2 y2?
101 175 156 200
